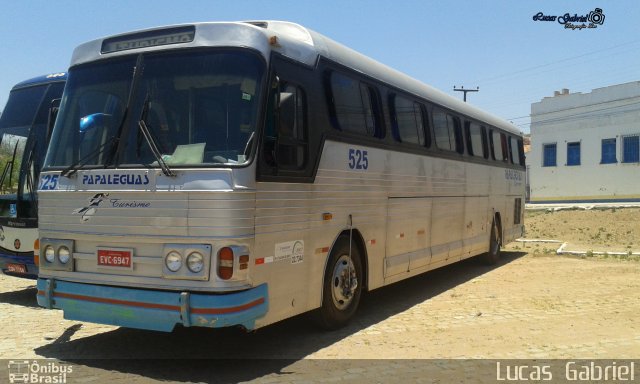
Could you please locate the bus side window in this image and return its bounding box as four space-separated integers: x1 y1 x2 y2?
509 136 523 165
434 110 462 153
466 122 486 158
517 138 525 165
390 94 427 147
500 133 509 162
328 71 382 138
433 110 450 150
451 115 464 154
274 83 308 170
490 129 507 162
481 126 489 159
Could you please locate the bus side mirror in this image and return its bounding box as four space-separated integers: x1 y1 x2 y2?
79 113 113 143
79 113 112 131
46 98 62 141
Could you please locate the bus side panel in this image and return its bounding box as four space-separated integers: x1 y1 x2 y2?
428 197 464 268
462 196 490 259
384 197 432 277
252 182 315 327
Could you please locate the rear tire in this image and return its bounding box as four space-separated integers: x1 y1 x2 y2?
481 218 501 265
314 236 363 330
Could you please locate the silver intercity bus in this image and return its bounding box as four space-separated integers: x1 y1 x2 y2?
37 21 525 332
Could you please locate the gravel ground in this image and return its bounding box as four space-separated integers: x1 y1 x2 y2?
0 209 638 383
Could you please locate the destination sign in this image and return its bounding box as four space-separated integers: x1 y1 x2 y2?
101 26 195 54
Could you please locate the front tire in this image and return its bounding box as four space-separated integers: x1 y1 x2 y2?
315 237 363 330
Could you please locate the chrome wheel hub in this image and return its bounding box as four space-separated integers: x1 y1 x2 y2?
331 255 358 310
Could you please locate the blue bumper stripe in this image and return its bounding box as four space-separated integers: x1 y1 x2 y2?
37 279 268 332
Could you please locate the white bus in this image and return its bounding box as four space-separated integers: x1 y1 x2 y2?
37 21 525 332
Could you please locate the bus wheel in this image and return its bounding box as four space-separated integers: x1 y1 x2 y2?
481 219 501 265
315 237 363 330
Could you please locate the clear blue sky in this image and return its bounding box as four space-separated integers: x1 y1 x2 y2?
1 0 639 133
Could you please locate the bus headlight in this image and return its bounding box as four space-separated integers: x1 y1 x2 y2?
44 246 55 263
162 244 211 280
58 246 71 264
165 251 182 272
187 252 204 273
40 238 74 272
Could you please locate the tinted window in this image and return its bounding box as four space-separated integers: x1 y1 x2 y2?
467 122 485 158
391 94 426 146
46 50 264 168
517 139 525 166
330 72 378 136
433 111 460 152
0 85 48 129
509 137 520 164
500 133 509 162
275 83 307 170
491 130 504 161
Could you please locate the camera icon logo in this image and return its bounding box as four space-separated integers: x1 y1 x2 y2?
588 8 605 25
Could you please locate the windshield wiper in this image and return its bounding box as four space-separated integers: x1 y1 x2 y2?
23 140 38 213
60 136 118 177
137 93 174 177
0 141 21 192
62 55 144 177
0 160 13 193
105 54 144 167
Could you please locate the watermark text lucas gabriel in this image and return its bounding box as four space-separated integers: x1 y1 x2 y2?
533 8 606 30
497 361 635 382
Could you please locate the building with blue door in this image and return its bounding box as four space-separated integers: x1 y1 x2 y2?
529 81 640 203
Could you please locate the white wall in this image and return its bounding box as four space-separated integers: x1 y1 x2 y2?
529 81 640 202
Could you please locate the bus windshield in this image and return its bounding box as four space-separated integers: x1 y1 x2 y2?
0 133 27 197
45 50 265 169
0 82 59 220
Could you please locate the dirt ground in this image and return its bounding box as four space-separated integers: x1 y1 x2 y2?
510 207 640 254
0 208 638 382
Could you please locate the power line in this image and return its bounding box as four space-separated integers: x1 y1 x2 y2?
506 95 640 131
473 39 640 85
527 100 640 128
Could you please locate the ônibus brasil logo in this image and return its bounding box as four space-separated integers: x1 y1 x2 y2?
8 360 73 384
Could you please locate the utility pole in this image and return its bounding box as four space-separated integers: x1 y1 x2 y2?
453 86 479 102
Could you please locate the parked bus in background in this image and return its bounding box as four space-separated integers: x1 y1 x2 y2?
0 73 66 278
36 22 524 332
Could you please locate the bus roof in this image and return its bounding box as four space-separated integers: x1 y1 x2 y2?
12 72 67 90
70 21 520 136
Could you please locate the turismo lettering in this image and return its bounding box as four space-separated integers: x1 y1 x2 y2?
109 199 151 208
82 174 150 185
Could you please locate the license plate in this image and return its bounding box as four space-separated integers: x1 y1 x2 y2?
7 263 27 274
97 248 133 270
